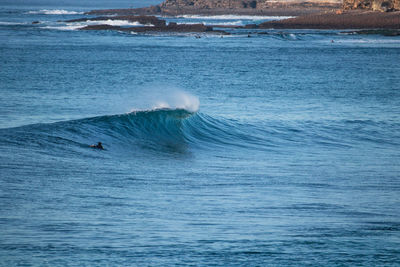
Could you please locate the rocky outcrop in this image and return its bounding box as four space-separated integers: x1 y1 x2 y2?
259 10 400 28
73 15 228 34
343 0 400 11
80 23 227 34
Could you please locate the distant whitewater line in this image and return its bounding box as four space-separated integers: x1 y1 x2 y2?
176 20 245 26
178 15 295 20
27 9 84 15
43 20 154 31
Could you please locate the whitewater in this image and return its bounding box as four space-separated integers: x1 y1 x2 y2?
1 1 400 266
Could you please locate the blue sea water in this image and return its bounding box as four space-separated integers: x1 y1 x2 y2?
1 0 400 265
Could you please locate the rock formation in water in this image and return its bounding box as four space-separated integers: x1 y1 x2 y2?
342 0 400 11
68 15 228 34
259 9 400 28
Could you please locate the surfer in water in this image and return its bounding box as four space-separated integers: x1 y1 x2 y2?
90 142 104 150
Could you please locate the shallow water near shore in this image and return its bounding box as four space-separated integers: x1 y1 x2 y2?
1 1 400 266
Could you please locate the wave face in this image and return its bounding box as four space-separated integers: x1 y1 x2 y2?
0 108 271 155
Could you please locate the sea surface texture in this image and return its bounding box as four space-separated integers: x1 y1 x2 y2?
1 0 400 266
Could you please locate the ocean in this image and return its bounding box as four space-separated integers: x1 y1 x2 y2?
1 0 400 265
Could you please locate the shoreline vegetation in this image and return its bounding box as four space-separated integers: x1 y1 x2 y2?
60 0 400 33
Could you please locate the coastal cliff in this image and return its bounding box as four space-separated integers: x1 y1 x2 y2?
84 0 400 30
159 0 341 15
343 0 400 11
87 0 341 16
160 0 339 10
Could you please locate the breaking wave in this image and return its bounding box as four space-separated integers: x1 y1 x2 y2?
0 91 394 155
1 107 397 157
0 107 274 155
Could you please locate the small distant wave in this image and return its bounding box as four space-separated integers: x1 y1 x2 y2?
42 25 83 31
273 32 300 41
27 9 83 15
178 15 294 20
0 21 27 25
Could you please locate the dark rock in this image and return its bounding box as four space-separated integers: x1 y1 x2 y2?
32 21 40 24
80 25 122 31
79 20 226 34
354 29 400 35
244 23 258 29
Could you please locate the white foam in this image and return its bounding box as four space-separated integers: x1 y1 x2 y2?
177 20 244 26
178 15 294 20
44 20 153 31
28 9 83 15
42 25 82 31
85 20 153 27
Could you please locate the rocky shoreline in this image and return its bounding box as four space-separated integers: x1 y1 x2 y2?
64 13 400 35
51 0 399 33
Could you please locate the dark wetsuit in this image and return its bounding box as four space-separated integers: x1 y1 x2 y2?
90 142 104 150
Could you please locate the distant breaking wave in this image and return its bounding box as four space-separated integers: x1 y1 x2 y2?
177 20 245 26
178 15 294 20
27 9 83 15
0 21 27 25
43 20 154 31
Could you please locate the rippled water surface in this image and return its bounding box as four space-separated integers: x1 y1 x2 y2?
1 1 400 266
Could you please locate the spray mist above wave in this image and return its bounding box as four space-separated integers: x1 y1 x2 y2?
130 89 200 113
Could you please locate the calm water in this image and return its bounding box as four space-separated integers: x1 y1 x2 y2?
1 1 400 265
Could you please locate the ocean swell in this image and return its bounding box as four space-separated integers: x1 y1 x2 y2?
1 105 395 156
